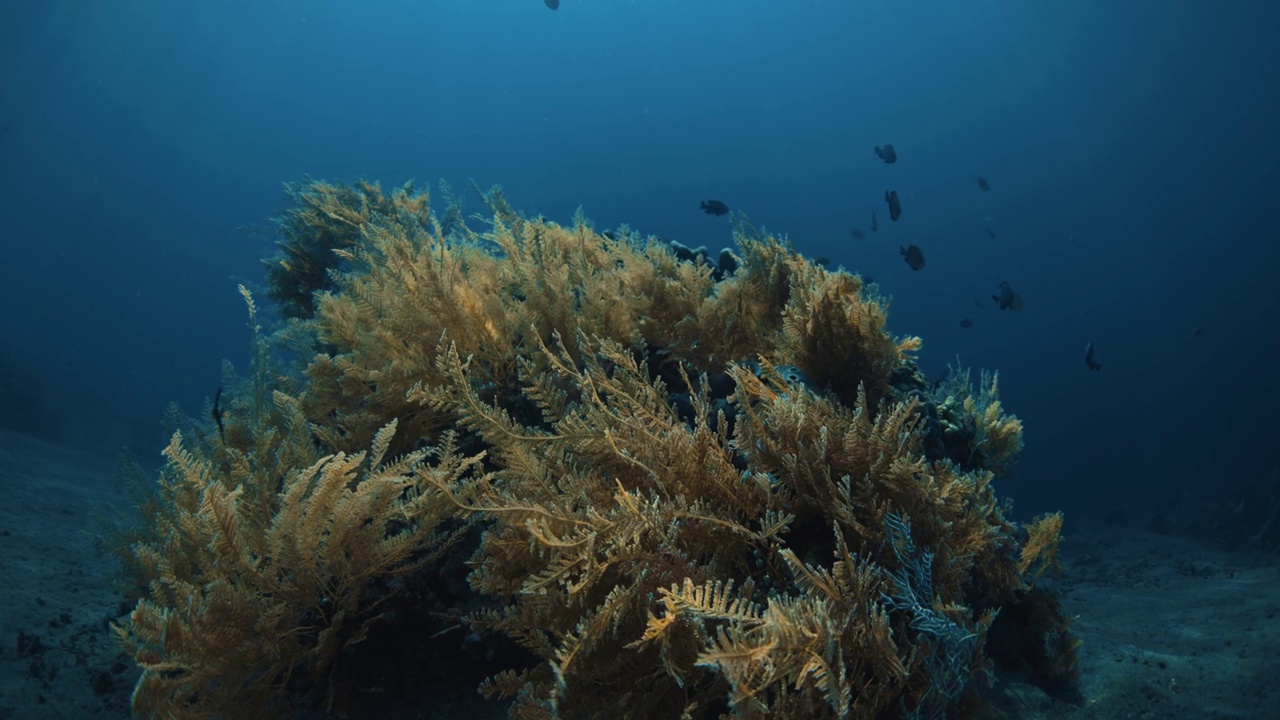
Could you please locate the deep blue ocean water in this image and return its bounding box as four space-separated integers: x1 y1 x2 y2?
1 0 1277 525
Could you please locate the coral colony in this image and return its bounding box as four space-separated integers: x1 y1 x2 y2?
112 179 1075 719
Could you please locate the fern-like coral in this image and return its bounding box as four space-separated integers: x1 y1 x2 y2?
930 361 1024 478
117 415 468 716
115 178 1073 719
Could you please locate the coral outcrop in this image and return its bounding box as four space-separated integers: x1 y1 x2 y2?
114 179 1076 719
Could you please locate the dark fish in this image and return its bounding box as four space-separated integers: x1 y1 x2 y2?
545 0 559 8
959 318 974 329
1085 342 1102 371
1191 326 1206 338
900 244 925 271
700 199 729 216
870 212 879 233
976 176 991 192
815 256 831 267
884 190 901 221
973 298 985 309
863 274 875 284
991 280 1024 311
984 228 997 239
874 144 898 164
849 228 865 240
212 387 226 444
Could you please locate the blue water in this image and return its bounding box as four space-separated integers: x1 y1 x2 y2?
1 0 1277 522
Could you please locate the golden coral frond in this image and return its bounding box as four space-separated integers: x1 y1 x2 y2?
962 371 1024 472
938 365 1024 478
634 593 682 646
479 668 535 701
780 549 845 607
120 421 457 716
1018 511 1064 582
663 578 765 626
777 260 911 408
368 417 398 470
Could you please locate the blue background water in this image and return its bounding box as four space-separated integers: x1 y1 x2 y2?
1 0 1277 520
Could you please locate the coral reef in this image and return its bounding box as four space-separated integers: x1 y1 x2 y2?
114 179 1075 718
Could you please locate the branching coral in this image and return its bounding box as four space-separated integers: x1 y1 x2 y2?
930 360 1024 478
116 178 1073 719
265 178 431 319
115 418 469 717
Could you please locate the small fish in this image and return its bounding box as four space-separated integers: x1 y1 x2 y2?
959 318 974 329
976 176 991 192
544 0 559 8
849 228 865 240
984 228 997 240
862 274 875 284
870 212 879 233
900 244 925 271
991 280 1024 311
700 199 729 216
1191 326 1205 338
1085 342 1102 371
874 144 898 164
973 298 985 309
884 190 901 221
212 387 226 444
814 256 831 267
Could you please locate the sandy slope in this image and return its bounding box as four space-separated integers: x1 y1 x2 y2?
0 430 136 718
1028 524 1280 720
1 428 1276 719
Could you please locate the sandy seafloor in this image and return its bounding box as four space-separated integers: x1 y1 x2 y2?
1 425 1277 719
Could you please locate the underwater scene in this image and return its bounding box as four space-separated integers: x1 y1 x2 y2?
1 1 1277 719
